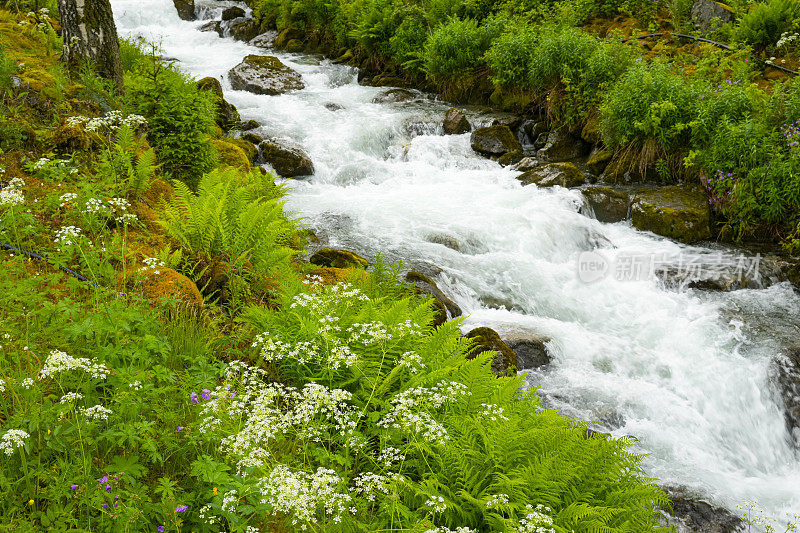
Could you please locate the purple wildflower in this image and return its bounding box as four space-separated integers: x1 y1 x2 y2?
175 504 188 513
158 527 165 533
102 503 107 509
100 476 108 484
177 426 184 431
190 392 198 403
71 484 78 491
201 389 211 401
105 484 111 491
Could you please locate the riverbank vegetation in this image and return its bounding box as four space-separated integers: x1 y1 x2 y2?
249 0 800 250
0 6 678 531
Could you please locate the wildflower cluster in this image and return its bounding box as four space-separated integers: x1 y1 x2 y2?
0 177 25 207
54 226 82 246
781 119 800 157
140 257 165 275
485 493 509 509
378 381 471 444
65 111 147 134
516 504 555 533
425 494 447 513
39 349 110 381
259 465 354 529
81 405 113 421
26 157 79 177
0 429 30 456
699 170 733 211
479 403 509 422
251 334 357 369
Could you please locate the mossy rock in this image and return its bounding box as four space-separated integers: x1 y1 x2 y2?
241 132 263 145
172 0 195 20
308 267 369 286
227 138 258 163
630 185 711 243
580 116 602 144
507 337 552 370
470 125 523 157
197 76 241 130
443 108 470 135
228 55 305 96
488 87 536 113
586 148 613 175
309 248 368 269
582 186 629 223
285 39 304 53
405 271 462 327
258 140 314 177
517 163 585 188
230 19 261 42
212 139 252 171
603 157 657 183
465 327 517 376
333 49 354 64
221 6 245 20
240 120 260 131
53 123 91 153
498 150 523 167
138 267 203 307
273 27 305 49
538 130 590 162
372 89 416 104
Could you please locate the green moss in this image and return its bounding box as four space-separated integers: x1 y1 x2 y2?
212 139 252 171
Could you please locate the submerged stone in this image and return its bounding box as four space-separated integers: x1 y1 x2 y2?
517 163 585 188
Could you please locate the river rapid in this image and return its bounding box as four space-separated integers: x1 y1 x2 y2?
110 0 800 523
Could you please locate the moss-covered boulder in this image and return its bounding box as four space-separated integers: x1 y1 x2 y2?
465 327 517 376
250 31 279 48
230 19 261 42
227 138 258 163
240 120 260 131
197 76 241 131
537 130 590 162
691 0 734 31
258 140 314 177
212 139 251 171
517 163 585 188
285 39 305 53
510 157 540 172
138 267 203 307
172 0 195 21
498 150 523 167
241 132 263 145
405 271 462 327
221 6 245 20
309 248 369 269
228 55 305 96
586 148 613 175
273 27 305 49
443 108 471 135
308 267 369 286
470 125 523 157
630 185 711 243
582 186 629 223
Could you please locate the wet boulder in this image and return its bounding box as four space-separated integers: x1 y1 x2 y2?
249 31 279 48
372 88 416 104
691 0 734 32
199 20 222 36
273 27 305 49
197 76 241 130
774 347 800 446
517 163 585 188
660 485 745 533
221 6 245 20
470 125 523 157
240 119 259 131
537 130 590 162
172 0 195 20
258 140 314 177
630 185 711 243
325 102 344 111
582 186 630 223
230 19 261 42
212 139 252 171
228 55 305 96
507 338 551 370
498 151 524 167
241 132 263 145
465 327 517 376
510 157 540 172
405 271 462 327
309 248 369 269
443 108 471 135
586 148 613 175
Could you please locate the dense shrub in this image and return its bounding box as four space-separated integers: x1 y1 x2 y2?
600 63 704 151
122 43 216 189
734 0 800 49
388 5 429 69
423 17 496 81
484 24 538 87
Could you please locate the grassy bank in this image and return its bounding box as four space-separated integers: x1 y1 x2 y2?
249 0 800 250
0 5 677 532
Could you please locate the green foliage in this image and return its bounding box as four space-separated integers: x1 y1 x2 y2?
122 43 216 189
98 125 158 200
423 17 496 81
484 23 538 87
733 0 800 49
0 42 15 93
600 63 704 151
160 168 297 278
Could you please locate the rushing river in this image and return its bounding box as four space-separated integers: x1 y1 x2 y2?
111 0 800 523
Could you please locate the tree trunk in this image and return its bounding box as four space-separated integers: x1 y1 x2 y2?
57 0 123 88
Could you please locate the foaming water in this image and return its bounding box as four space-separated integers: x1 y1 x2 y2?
111 0 800 521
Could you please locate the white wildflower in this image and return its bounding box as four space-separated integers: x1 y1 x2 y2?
0 429 30 455
59 392 83 404
485 493 509 509
54 226 81 246
39 349 110 380
81 405 112 421
425 495 447 513
21 378 34 389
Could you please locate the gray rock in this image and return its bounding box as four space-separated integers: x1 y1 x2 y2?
372 88 416 104
228 55 305 95
691 0 734 32
774 348 800 447
582 186 629 223
470 125 523 157
197 77 241 131
630 185 712 243
230 19 260 42
240 119 259 131
426 233 460 251
510 157 540 172
507 338 551 370
534 131 549 150
199 20 222 36
309 248 368 269
517 163 585 188
443 108 471 135
661 485 745 533
258 139 315 177
538 130 590 162
249 31 279 48
172 0 195 20
465 327 517 376
325 102 344 111
221 6 245 20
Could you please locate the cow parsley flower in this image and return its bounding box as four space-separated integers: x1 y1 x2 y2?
1 429 30 455
54 226 82 246
21 378 34 389
81 405 112 421
59 392 84 404
425 495 447 513
39 350 109 380
485 493 509 509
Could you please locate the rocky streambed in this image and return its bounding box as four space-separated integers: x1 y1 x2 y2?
113 0 800 527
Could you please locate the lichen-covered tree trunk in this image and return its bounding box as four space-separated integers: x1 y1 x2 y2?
57 0 123 87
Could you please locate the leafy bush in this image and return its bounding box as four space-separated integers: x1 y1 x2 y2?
388 5 429 69
97 124 158 200
734 0 800 49
484 24 538 87
0 43 16 93
423 17 496 81
600 63 704 151
123 44 216 189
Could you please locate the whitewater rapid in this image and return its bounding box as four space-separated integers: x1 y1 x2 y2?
111 0 800 523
